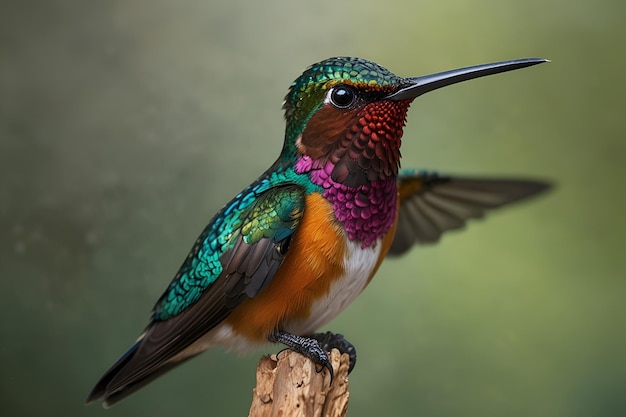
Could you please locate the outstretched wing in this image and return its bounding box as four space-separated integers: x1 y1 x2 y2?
388 170 551 256
87 183 306 406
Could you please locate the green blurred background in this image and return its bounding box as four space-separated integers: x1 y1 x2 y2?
1 0 625 416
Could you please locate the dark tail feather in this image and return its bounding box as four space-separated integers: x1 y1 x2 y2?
86 342 197 408
86 341 140 405
86 341 155 407
97 363 181 408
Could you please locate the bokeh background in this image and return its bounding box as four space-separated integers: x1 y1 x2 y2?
1 0 625 416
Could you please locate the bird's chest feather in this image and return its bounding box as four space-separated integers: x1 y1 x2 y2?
220 191 398 345
282 184 400 334
283 236 383 335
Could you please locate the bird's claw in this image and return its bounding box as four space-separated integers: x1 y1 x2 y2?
269 329 336 384
309 331 357 374
312 348 334 384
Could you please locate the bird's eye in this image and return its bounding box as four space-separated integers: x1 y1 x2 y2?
329 85 356 108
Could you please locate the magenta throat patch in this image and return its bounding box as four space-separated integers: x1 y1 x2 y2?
295 155 397 248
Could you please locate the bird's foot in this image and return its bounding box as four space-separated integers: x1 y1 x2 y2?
308 331 357 374
268 330 334 384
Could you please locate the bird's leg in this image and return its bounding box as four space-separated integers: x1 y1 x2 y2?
308 331 357 374
268 329 334 383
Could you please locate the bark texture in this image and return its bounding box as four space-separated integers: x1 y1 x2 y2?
248 349 350 417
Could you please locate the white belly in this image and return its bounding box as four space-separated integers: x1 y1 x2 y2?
283 238 382 335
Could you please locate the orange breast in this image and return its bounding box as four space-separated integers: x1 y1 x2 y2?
225 193 347 342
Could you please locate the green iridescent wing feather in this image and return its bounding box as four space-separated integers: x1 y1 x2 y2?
389 170 551 255
87 182 306 406
154 179 305 320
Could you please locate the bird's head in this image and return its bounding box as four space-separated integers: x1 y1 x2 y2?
281 56 547 187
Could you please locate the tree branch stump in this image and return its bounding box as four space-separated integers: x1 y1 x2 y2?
248 349 350 417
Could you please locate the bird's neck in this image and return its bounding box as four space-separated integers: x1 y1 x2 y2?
295 155 397 248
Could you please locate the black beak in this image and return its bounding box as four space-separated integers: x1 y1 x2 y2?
386 58 548 101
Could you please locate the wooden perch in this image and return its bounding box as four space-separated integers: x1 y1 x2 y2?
248 349 350 417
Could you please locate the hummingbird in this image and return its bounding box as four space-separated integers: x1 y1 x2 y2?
87 56 550 407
